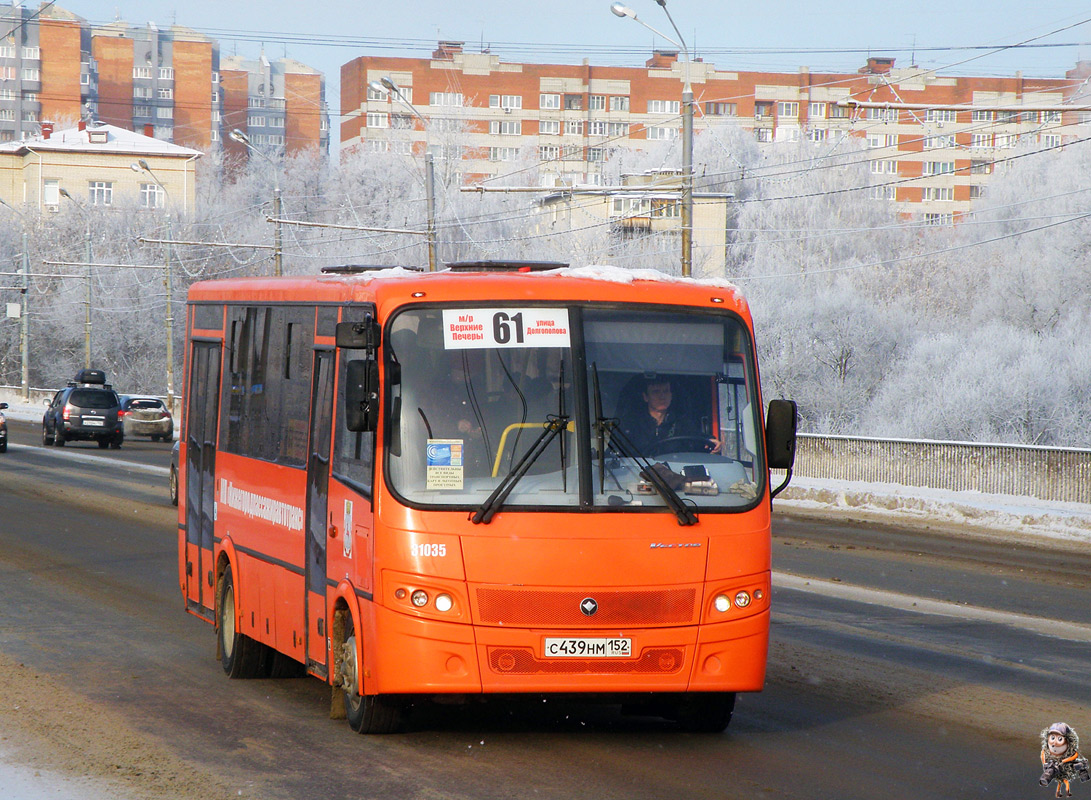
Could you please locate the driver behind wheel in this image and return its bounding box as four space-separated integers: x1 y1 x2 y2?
618 378 722 456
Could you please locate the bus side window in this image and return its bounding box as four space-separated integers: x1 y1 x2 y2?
333 350 375 498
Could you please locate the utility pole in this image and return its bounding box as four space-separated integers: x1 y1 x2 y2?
20 231 28 400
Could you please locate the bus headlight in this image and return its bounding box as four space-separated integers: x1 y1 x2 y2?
411 590 429 608
713 594 731 613
734 590 752 608
434 593 454 613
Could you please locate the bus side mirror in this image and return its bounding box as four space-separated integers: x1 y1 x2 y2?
336 316 380 350
765 399 798 470
345 359 380 432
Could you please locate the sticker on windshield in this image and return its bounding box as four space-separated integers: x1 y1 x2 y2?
426 439 464 489
442 308 570 350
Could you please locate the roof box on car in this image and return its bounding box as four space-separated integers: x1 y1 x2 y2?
75 369 106 385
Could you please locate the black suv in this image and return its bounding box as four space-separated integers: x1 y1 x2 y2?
42 370 124 449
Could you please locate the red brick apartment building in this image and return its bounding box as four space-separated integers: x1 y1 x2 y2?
343 43 1090 220
0 4 328 158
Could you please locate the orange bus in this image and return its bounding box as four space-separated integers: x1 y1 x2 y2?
177 261 797 733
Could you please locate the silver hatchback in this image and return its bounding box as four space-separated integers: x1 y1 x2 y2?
120 396 174 442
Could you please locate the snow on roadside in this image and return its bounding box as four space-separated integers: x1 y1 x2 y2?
0 749 124 800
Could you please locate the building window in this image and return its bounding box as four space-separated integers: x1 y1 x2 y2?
996 110 1022 124
22 46 40 60
141 183 165 209
365 112 388 128
562 145 582 160
970 159 992 175
210 129 220 142
609 96 630 112
1041 133 1062 148
564 94 582 110
922 161 955 175
925 109 957 123
489 119 522 135
539 145 559 160
248 97 266 108
866 133 898 149
488 146 520 161
924 213 953 226
869 159 898 175
159 67 174 80
969 185 986 199
134 86 152 99
608 122 630 137
134 105 153 118
971 133 993 149
1040 110 1062 124
809 102 827 119
89 181 113 206
587 147 605 162
0 89 13 100
43 179 60 206
80 72 91 86
21 68 39 81
777 101 799 118
922 186 953 202
366 84 385 101
133 66 153 79
705 102 737 116
22 92 37 103
972 110 995 122
429 92 463 107
923 134 955 149
267 134 285 146
754 102 773 119
648 99 680 114
539 119 561 135
589 121 608 136
828 103 851 119
646 125 677 140
867 107 898 122
0 109 15 121
268 116 284 128
0 46 14 59
589 95 605 111
755 127 773 142
248 115 266 127
489 94 522 110
21 110 37 122
869 185 897 200
564 119 583 135
806 128 829 143
156 106 173 119
540 93 560 110
157 87 173 99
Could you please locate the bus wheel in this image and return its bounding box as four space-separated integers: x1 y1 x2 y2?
339 615 403 734
674 692 736 733
217 564 265 679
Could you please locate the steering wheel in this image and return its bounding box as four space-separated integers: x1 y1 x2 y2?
646 436 713 456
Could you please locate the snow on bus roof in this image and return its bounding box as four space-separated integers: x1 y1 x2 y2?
322 262 744 301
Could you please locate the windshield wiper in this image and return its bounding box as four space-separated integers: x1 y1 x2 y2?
591 364 698 527
472 413 570 525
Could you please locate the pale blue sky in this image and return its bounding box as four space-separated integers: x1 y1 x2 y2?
56 1 1091 119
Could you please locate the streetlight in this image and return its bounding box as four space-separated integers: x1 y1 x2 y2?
611 1 694 277
0 197 29 400
229 128 283 276
59 187 94 367
368 77 439 272
132 160 176 413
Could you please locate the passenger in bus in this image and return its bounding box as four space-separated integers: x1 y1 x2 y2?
618 378 722 456
416 351 490 474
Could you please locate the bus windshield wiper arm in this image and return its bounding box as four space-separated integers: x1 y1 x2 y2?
598 419 698 527
590 363 697 526
472 414 570 525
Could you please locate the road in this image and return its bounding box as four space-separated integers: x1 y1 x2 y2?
1 418 1088 799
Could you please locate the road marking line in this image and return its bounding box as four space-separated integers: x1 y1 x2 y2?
774 571 1091 643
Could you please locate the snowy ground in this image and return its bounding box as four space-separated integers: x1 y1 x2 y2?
2 395 1089 795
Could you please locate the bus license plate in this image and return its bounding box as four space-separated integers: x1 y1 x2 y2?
543 637 631 658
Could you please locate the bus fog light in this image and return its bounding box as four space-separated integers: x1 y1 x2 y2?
754 589 764 601
395 588 407 600
434 593 453 613
713 594 731 613
734 591 752 608
411 590 429 608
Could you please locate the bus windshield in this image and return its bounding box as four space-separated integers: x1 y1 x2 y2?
385 305 764 512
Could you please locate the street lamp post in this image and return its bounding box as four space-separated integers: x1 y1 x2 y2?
369 77 438 272
229 129 283 276
0 198 30 400
59 187 93 366
611 1 694 277
132 160 176 412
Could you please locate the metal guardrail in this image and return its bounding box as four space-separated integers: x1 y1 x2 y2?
793 433 1091 505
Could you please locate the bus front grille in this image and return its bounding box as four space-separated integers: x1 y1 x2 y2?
488 647 686 675
476 587 697 626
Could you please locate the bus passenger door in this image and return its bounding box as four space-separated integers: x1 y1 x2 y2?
305 349 335 676
185 341 221 617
